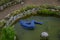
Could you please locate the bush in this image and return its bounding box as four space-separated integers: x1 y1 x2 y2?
37 9 57 16
1 26 16 40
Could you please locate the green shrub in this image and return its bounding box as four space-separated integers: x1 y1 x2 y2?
37 9 57 16
1 26 16 40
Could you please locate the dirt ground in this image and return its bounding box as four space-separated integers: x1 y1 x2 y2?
0 0 60 20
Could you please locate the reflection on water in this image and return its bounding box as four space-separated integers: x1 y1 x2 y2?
14 16 60 40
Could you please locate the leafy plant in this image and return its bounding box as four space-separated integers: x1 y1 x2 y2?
1 26 16 40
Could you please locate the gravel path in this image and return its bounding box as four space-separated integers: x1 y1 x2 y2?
0 0 60 20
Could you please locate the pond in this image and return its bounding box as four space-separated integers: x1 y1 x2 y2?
14 16 60 40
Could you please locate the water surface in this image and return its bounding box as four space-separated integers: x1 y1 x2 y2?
15 16 60 40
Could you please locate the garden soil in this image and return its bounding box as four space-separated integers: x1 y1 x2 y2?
0 0 60 20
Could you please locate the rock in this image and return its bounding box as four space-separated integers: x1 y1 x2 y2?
14 36 16 40
32 8 36 11
6 3 10 7
41 32 48 37
14 2 17 5
23 11 27 16
8 2 12 6
56 10 59 12
16 15 20 18
21 2 24 5
15 0 22 3
5 14 10 18
9 16 14 21
50 9 56 11
17 14 21 17
19 13 24 18
15 15 20 19
27 10 31 13
7 16 14 25
32 8 36 12
13 16 17 21
3 4 7 8
27 10 32 15
20 13 24 16
0 6 4 11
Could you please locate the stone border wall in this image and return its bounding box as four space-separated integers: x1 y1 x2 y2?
0 5 60 28
0 0 22 11
5 8 38 26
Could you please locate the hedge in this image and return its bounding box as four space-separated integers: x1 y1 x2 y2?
0 0 22 11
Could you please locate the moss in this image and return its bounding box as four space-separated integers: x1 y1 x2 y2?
37 8 60 16
10 10 21 16
0 19 6 28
